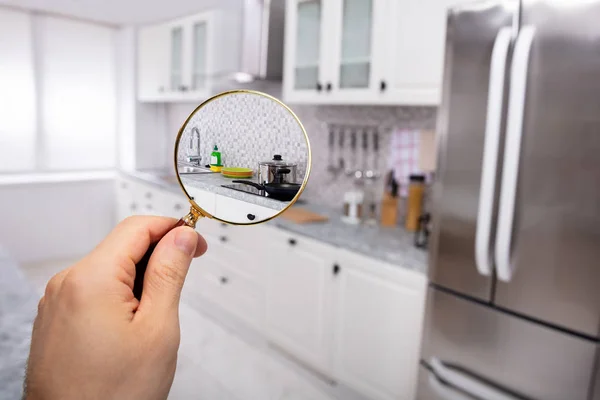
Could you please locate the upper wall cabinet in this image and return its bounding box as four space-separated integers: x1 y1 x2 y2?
137 10 240 102
283 0 466 106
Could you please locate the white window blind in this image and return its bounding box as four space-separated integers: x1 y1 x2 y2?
0 9 117 173
0 9 37 172
39 16 116 170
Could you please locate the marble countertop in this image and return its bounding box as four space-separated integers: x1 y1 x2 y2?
119 169 429 275
269 204 428 274
122 168 288 211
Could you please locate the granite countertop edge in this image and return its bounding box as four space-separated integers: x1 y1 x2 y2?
118 169 429 275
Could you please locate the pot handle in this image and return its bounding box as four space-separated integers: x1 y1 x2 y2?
276 168 291 175
232 180 264 190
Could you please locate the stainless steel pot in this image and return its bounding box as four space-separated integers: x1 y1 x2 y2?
258 155 297 184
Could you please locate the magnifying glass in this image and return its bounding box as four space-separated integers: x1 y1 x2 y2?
133 90 311 299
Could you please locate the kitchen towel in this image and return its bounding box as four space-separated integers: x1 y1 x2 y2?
389 128 423 197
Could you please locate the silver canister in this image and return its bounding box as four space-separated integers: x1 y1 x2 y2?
258 155 298 184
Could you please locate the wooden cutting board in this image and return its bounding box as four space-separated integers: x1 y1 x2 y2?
281 207 329 224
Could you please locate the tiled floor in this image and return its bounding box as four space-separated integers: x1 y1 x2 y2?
20 259 363 400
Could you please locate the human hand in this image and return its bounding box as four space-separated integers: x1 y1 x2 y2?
25 216 207 400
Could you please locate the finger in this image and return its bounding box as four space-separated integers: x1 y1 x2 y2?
136 226 199 318
95 216 179 264
44 267 72 300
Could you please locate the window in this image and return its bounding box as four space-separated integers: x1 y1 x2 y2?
0 9 37 172
0 9 117 173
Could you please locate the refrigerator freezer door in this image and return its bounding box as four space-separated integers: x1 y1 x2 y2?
430 1 516 301
418 288 597 400
493 0 600 338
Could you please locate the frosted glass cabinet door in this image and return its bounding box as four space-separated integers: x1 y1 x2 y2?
170 26 183 91
338 0 374 89
192 21 207 90
294 0 322 90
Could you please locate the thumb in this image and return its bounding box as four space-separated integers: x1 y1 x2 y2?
137 226 199 317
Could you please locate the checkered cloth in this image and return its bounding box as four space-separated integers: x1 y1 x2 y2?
389 129 422 197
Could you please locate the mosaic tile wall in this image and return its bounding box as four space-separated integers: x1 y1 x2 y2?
176 93 309 180
168 102 437 209
289 105 437 209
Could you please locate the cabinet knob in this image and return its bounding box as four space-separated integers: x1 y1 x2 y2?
220 236 228 243
316 82 323 92
220 276 228 284
380 80 387 92
130 203 137 211
174 204 183 211
326 82 332 92
145 192 152 199
288 238 297 246
247 213 256 221
158 86 165 92
120 182 128 189
333 264 341 276
146 204 152 210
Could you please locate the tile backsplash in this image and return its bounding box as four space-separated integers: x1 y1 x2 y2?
167 101 437 209
290 105 437 208
175 93 309 179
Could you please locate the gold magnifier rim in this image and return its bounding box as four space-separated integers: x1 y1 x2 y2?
173 89 312 226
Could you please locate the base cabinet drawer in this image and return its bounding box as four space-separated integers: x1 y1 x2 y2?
185 238 265 329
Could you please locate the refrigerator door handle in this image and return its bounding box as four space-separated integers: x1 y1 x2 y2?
428 358 524 400
475 27 513 277
495 26 536 282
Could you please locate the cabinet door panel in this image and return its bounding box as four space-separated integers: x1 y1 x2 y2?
265 235 334 375
138 24 169 101
334 252 427 400
383 0 470 105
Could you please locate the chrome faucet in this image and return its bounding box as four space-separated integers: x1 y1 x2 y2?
186 127 202 165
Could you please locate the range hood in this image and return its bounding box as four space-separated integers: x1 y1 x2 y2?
211 0 285 97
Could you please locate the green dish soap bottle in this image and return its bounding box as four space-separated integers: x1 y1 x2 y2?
210 145 222 166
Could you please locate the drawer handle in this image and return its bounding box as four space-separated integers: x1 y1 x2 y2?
288 238 297 246
220 236 228 243
247 213 256 221
220 276 228 284
333 264 341 276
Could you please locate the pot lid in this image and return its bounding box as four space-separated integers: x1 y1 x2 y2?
259 154 297 167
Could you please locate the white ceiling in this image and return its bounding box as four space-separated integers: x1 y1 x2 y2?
0 0 240 26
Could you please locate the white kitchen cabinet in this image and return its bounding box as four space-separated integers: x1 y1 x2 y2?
138 12 212 102
380 0 470 105
137 9 240 103
214 194 280 224
115 177 161 219
283 0 329 102
333 249 427 400
137 23 170 102
283 0 460 105
264 230 336 375
326 0 387 103
186 233 266 329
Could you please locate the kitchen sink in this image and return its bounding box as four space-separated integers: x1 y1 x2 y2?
178 164 215 174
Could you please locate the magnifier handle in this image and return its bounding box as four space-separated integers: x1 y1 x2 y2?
133 218 186 300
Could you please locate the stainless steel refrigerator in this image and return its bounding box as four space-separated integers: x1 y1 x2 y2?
417 0 600 398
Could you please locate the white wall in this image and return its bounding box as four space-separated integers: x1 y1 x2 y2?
0 179 115 263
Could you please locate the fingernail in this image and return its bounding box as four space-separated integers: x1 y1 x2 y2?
174 228 197 256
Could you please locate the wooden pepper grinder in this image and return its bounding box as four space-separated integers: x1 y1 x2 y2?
405 174 425 232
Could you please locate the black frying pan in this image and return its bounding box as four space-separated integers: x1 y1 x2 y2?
232 180 301 201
